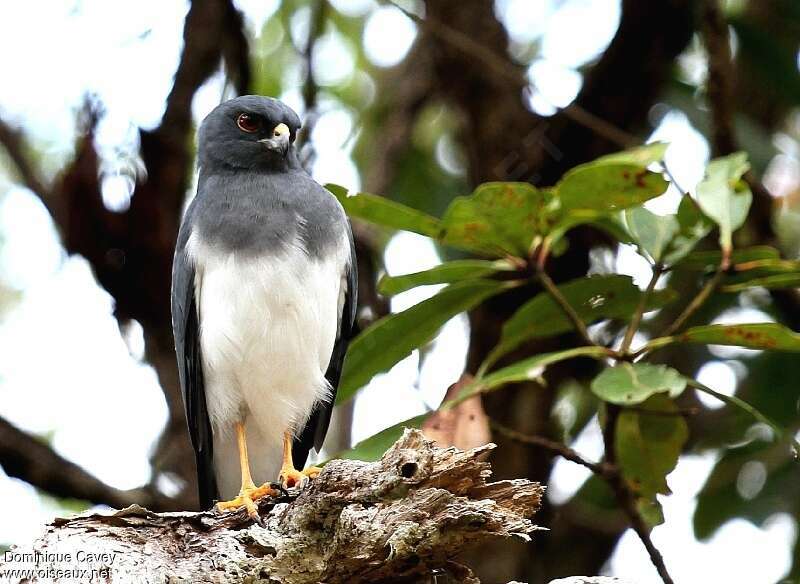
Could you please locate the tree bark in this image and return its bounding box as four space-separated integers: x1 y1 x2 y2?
2 430 543 584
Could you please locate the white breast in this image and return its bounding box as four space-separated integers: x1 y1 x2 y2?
188 229 349 498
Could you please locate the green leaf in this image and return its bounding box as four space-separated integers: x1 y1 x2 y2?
557 163 668 213
378 259 516 296
722 272 800 292
695 152 752 252
678 246 781 271
485 275 675 368
591 363 687 405
334 415 428 462
337 280 510 403
326 183 441 237
450 346 610 408
662 196 714 265
677 323 800 351
720 258 800 292
596 142 669 166
637 497 666 528
439 182 549 257
731 258 800 273
615 394 689 497
589 215 637 245
624 207 679 263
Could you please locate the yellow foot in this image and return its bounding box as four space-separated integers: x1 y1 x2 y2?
216 483 280 524
279 465 322 489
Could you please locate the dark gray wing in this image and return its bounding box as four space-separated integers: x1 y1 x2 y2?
172 212 218 508
292 222 358 466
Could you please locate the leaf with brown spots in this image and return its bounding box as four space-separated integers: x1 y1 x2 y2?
439 182 550 257
678 323 800 352
556 162 668 214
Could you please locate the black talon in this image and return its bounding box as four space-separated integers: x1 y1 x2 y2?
271 481 290 497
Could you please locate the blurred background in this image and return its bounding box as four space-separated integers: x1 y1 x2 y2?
0 0 798 582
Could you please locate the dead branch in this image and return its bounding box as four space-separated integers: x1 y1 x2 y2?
3 430 543 584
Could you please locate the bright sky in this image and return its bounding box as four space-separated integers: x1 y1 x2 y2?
0 0 794 581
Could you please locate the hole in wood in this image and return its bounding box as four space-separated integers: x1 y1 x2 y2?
400 462 418 479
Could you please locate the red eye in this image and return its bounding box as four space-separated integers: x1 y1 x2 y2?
236 113 260 133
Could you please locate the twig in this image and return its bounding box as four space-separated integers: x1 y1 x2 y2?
489 419 614 478
660 161 688 196
620 263 664 355
662 262 726 337
382 0 638 149
602 405 675 584
536 261 595 347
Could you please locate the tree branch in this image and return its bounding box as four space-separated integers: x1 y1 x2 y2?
296 0 328 169
0 416 176 512
621 263 664 355
546 0 693 180
661 265 726 337
489 419 613 478
701 0 737 157
3 430 543 584
536 262 595 347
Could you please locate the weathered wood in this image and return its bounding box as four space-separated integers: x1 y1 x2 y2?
2 430 544 583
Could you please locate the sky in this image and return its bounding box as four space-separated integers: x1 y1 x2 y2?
0 0 795 581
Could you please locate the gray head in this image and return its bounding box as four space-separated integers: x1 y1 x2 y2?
197 95 302 173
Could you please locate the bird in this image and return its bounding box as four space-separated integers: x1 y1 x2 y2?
171 95 357 521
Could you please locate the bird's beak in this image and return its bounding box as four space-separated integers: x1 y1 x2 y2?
259 123 291 156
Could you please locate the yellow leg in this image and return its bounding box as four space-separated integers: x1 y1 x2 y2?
278 430 322 489
216 422 279 521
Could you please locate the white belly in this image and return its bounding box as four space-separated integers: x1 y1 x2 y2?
190 232 347 498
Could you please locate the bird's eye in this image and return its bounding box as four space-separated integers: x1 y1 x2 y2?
236 113 260 133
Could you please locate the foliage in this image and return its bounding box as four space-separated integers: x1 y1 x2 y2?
331 146 800 552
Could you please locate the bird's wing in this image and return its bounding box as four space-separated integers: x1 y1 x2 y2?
292 222 358 467
172 219 218 508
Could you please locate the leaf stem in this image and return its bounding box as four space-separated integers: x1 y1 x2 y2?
620 263 664 355
662 254 727 338
687 379 800 457
534 253 596 347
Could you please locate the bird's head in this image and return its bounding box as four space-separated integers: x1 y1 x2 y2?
197 95 302 172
